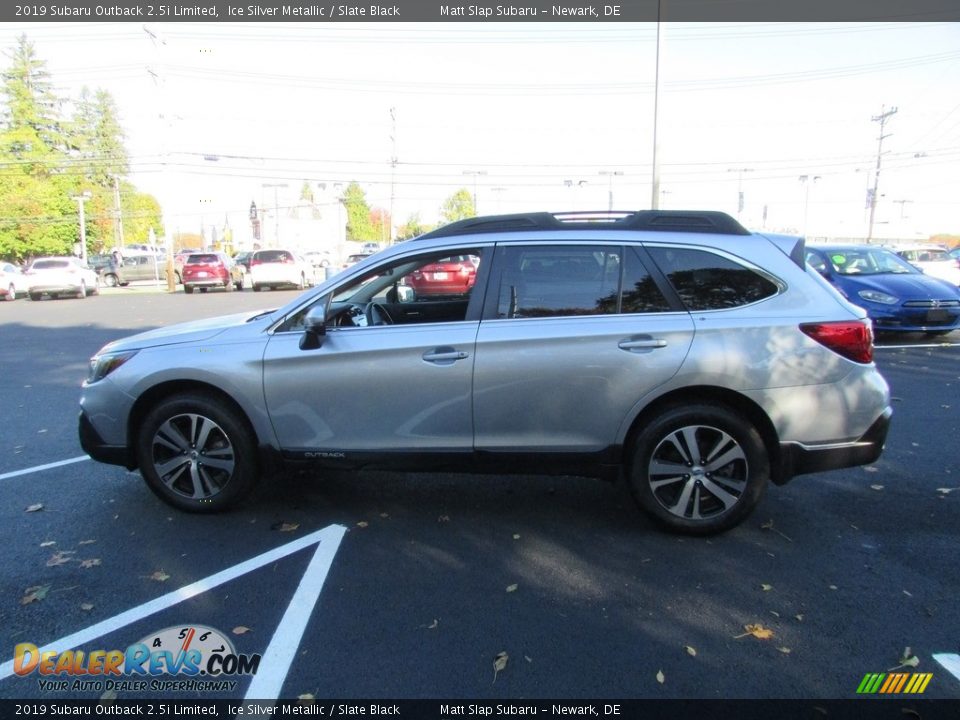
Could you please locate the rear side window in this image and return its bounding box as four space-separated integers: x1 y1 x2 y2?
257 250 293 263
494 245 670 319
646 247 779 310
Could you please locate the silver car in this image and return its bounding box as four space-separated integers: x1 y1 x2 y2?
79 210 892 534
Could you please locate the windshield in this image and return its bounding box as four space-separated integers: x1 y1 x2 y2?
819 248 918 276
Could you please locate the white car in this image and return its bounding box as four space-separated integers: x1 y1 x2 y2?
1 261 29 301
893 244 960 286
25 256 100 300
249 249 313 291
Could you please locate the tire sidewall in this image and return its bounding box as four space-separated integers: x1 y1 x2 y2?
136 393 258 513
629 404 769 535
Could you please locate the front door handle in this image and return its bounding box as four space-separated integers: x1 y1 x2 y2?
422 347 469 365
618 336 667 353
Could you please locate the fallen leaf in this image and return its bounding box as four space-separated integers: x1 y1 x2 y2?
297 694 315 702
493 651 509 683
20 584 52 605
78 539 96 545
684 645 697 657
506 584 518 593
232 626 251 635
278 522 300 532
778 647 792 654
355 521 368 528
46 551 75 567
735 624 775 640
795 614 804 622
149 570 170 582
656 669 665 684
864 466 879 473
936 487 958 495
424 619 438 630
903 590 913 597
80 603 94 611
761 584 773 592
40 541 56 548
889 647 920 671
759 518 793 542
379 513 389 519
524 656 533 663
513 534 521 540
870 485 884 491
438 515 450 523
79 559 101 568
25 503 44 513
829 585 838 590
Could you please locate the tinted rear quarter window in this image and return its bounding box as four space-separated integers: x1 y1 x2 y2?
646 246 779 310
187 254 220 264
257 250 292 263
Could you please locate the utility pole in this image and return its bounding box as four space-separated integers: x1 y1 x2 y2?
113 175 125 248
463 170 486 215
727 167 753 220
867 105 897 243
389 107 397 245
650 0 665 209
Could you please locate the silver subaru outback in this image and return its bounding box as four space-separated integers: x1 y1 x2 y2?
79 211 892 534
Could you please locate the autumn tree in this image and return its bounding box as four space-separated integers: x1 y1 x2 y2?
440 188 475 224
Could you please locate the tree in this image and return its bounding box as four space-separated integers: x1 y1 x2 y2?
396 213 431 240
342 181 375 242
68 87 128 188
0 34 64 162
440 188 475 224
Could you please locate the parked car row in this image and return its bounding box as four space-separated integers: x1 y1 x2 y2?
0 257 100 300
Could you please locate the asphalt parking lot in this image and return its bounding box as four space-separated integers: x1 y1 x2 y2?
0 287 958 704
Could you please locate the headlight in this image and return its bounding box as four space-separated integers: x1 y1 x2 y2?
857 289 898 305
87 350 138 383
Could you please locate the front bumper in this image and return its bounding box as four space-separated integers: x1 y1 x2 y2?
78 411 135 469
777 406 892 483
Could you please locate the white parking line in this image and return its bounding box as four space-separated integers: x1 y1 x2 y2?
244 528 346 700
0 455 90 481
0 524 347 683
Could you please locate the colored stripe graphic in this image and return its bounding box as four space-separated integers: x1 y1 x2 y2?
857 672 932 694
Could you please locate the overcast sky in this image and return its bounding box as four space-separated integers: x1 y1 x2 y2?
2 21 959 242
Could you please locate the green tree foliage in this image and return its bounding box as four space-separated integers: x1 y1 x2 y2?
343 181 375 242
0 35 160 260
396 213 431 240
440 188 476 224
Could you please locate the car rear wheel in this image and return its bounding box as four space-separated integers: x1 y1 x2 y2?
184 285 194 294
628 404 768 535
136 393 258 512
29 292 41 301
252 283 261 292
102 273 118 288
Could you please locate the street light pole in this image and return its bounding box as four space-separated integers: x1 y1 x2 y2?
598 170 624 211
71 191 92 265
462 170 487 215
261 183 288 246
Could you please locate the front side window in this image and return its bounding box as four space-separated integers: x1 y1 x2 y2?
646 246 780 310
493 245 671 319
279 247 486 332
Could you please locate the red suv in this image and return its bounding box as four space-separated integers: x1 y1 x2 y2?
406 254 478 297
182 252 244 294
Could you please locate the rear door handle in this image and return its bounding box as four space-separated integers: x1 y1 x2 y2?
618 336 667 352
422 347 469 365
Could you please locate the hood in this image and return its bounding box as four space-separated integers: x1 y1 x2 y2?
100 309 276 354
837 272 960 300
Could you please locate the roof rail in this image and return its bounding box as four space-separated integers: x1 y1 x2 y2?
417 210 751 240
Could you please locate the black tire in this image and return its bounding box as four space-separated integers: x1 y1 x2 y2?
29 292 41 301
252 284 261 292
200 287 208 293
628 404 769 535
136 393 259 512
103 273 119 288
184 285 194 294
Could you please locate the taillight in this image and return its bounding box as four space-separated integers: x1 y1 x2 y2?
251 259 261 267
800 320 874 364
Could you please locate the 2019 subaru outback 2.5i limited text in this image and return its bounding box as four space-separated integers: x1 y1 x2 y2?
79 211 892 534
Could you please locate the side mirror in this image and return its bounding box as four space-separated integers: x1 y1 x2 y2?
299 305 327 350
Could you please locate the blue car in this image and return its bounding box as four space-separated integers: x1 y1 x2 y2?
806 245 960 336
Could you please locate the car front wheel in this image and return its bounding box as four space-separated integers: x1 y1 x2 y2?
136 393 258 512
628 404 768 535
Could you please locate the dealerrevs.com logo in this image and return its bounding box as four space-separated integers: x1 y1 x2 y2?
13 625 261 693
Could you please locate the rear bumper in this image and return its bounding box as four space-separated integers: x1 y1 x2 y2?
777 406 892 483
